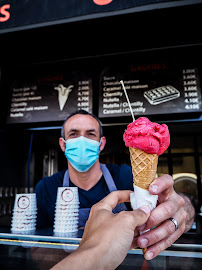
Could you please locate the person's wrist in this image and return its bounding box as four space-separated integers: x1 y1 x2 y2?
73 244 105 270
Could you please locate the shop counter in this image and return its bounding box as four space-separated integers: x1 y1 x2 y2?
0 228 202 270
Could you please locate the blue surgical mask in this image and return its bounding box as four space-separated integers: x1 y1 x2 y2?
63 136 101 172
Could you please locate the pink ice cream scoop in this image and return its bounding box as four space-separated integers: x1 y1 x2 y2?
123 117 170 155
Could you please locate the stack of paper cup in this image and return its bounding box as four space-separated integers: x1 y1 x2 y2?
53 187 79 236
11 193 37 234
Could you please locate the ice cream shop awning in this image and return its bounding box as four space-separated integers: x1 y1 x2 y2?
0 0 201 33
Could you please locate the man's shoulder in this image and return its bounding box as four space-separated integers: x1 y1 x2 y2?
106 163 132 174
105 163 133 190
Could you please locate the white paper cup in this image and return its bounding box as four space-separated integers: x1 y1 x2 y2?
54 229 78 233
54 216 79 222
12 210 37 220
54 214 79 220
54 213 79 218
11 194 37 232
57 187 78 196
14 193 37 209
54 231 78 237
55 207 79 213
55 211 79 218
12 218 37 224
13 208 37 213
13 211 38 219
56 198 79 205
12 216 37 222
11 224 36 230
54 219 78 224
55 202 80 207
53 227 78 232
53 225 78 232
11 223 36 231
12 213 37 218
55 207 79 212
11 219 37 224
14 194 37 210
11 229 36 235
53 222 78 228
55 205 79 209
54 212 79 218
54 221 78 226
56 187 79 204
54 225 78 231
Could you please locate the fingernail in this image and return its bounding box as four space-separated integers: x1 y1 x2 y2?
139 238 148 248
145 251 154 260
150 184 158 193
139 205 151 215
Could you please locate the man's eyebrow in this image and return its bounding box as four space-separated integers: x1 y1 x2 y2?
66 128 97 133
66 129 79 134
87 129 97 132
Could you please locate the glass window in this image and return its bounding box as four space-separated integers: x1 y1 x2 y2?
172 156 197 207
197 135 202 153
198 156 202 208
157 156 169 176
171 136 194 153
172 156 196 174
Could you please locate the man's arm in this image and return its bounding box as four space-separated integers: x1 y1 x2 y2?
51 190 151 270
179 193 195 232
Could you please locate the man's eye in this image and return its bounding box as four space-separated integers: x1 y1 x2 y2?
69 133 77 137
89 133 96 136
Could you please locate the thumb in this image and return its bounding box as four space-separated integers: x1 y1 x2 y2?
132 205 151 227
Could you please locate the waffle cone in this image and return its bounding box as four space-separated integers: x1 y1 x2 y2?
129 147 158 190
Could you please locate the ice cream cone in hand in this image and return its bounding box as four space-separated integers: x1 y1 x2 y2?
129 148 158 190
124 117 170 190
124 117 170 255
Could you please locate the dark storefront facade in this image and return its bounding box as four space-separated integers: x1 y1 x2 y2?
0 1 202 269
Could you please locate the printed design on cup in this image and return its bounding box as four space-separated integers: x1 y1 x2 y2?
61 188 74 203
17 196 30 209
54 187 79 234
11 193 37 234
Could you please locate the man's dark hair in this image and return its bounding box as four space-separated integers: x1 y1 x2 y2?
61 109 103 138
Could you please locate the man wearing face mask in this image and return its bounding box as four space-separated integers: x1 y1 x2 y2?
35 109 132 229
35 109 195 260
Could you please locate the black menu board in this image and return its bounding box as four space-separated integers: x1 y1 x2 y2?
7 71 92 124
98 62 202 118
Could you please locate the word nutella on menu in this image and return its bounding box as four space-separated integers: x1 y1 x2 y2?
102 76 147 115
183 68 200 111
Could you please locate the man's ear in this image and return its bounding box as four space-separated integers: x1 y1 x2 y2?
59 138 66 152
99 136 106 152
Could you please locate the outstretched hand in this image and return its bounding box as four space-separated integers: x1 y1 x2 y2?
52 190 151 270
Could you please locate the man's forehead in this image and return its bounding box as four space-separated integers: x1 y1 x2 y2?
64 114 99 131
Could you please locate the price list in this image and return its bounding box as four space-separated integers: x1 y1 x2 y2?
7 72 93 124
183 68 200 110
98 63 202 118
77 80 91 112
